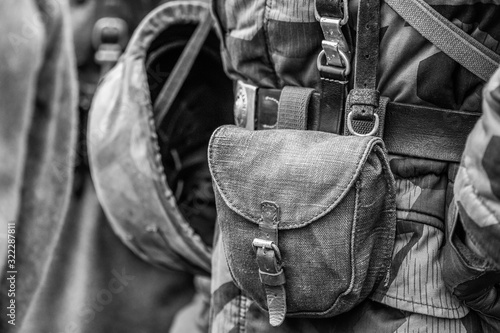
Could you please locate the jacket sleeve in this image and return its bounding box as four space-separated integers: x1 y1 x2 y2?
443 66 500 332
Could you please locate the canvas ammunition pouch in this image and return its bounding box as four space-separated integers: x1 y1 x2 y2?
208 125 397 326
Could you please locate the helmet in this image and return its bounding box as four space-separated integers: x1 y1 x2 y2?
88 1 233 274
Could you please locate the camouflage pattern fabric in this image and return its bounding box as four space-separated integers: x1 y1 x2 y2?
208 0 500 332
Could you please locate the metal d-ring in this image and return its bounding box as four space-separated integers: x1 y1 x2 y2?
317 49 351 78
347 111 380 137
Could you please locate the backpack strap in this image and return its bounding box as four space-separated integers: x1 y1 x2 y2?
385 0 500 82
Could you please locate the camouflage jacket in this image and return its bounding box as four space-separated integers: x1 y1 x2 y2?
208 0 500 332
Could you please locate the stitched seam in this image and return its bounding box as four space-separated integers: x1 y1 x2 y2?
320 77 349 84
263 0 280 87
373 292 462 311
264 96 279 105
376 145 398 286
238 294 247 333
396 216 445 232
294 180 360 318
396 208 444 224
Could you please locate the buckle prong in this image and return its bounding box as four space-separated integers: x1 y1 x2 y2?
252 239 282 263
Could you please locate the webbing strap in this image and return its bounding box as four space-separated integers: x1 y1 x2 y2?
385 0 500 82
277 87 315 130
154 11 213 125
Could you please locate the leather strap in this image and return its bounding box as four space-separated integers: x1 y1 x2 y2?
252 202 286 327
349 0 381 121
383 102 479 162
319 78 347 134
243 84 480 163
315 0 345 20
154 11 214 125
385 0 500 82
316 0 350 134
277 87 315 130
351 0 379 91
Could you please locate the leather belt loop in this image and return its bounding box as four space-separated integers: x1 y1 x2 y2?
277 86 315 130
319 79 348 133
252 202 286 327
347 0 382 126
257 89 281 130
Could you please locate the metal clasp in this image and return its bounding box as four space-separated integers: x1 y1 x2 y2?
316 1 351 79
320 17 351 69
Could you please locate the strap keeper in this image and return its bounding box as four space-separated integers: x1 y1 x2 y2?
348 89 380 108
348 89 380 120
259 269 286 286
345 96 389 138
277 86 315 130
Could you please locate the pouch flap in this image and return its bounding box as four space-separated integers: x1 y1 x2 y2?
208 125 384 229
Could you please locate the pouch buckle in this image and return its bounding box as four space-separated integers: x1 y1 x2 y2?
252 239 283 264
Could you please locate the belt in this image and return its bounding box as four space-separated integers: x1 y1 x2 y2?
233 81 480 163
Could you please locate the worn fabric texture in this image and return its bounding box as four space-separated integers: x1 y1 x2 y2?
442 66 500 332
208 0 500 332
0 0 77 330
0 1 197 332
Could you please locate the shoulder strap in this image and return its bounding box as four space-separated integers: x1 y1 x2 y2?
385 0 500 82
315 0 351 134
